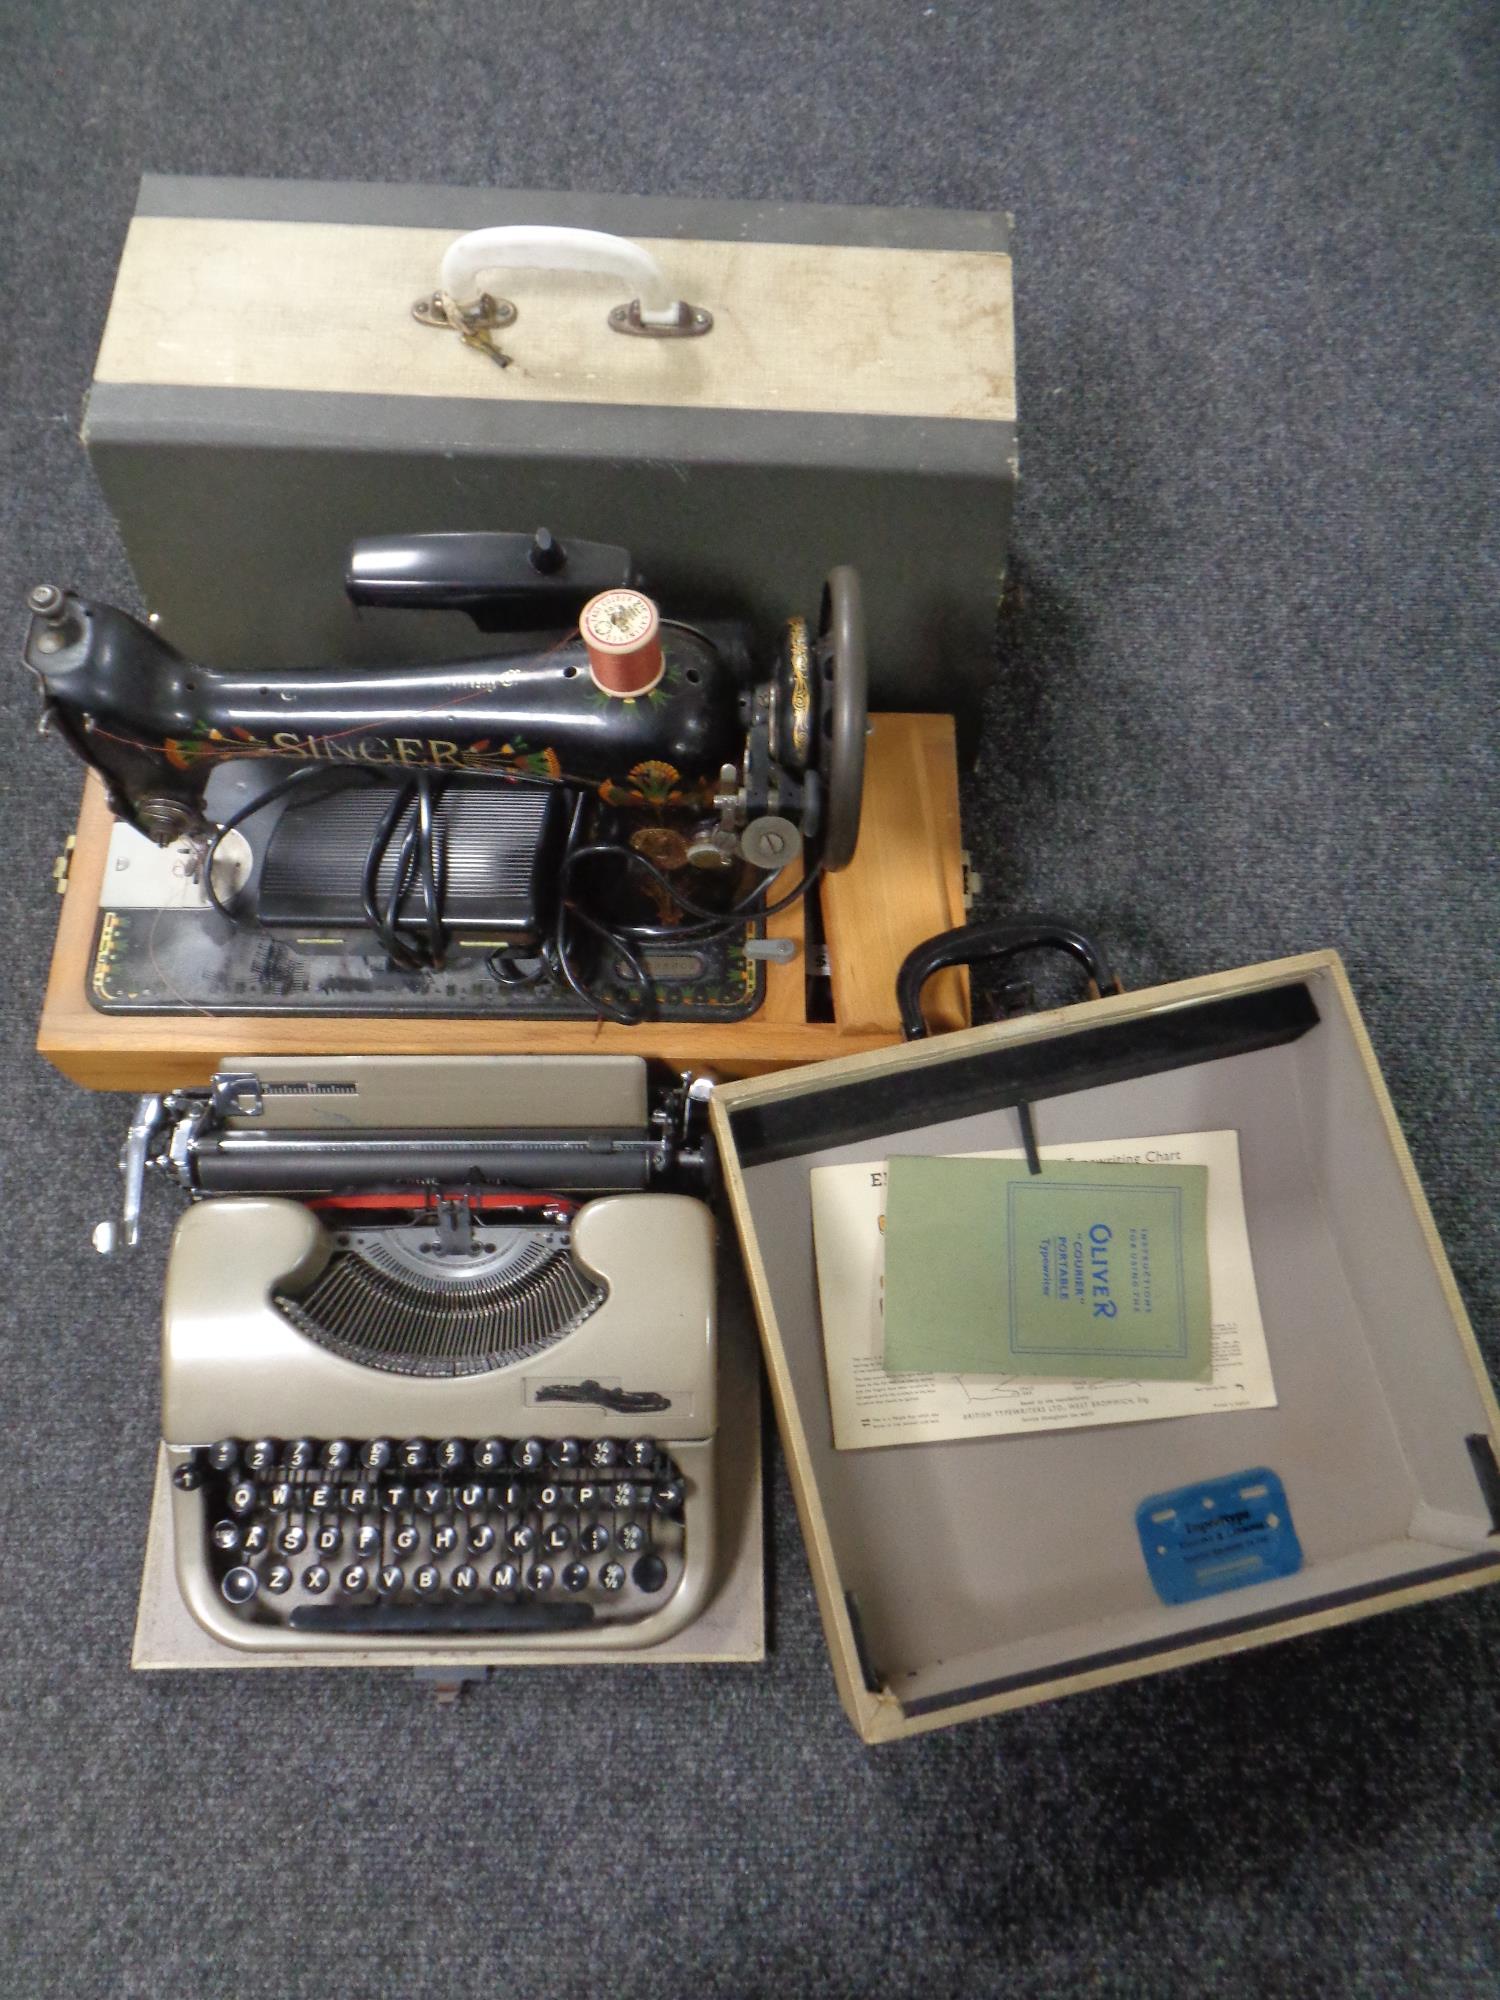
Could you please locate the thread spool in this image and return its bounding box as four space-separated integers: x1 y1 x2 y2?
579 588 663 697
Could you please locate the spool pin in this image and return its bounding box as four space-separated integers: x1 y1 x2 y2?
579 588 664 697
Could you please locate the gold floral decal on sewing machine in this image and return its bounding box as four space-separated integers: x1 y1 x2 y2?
598 759 713 811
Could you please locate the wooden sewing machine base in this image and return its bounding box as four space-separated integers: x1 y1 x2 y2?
37 713 969 1091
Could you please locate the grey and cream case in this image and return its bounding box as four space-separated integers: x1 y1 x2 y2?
83 176 1016 725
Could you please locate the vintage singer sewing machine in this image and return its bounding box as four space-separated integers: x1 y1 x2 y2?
108 1054 729 1659
23 531 868 1026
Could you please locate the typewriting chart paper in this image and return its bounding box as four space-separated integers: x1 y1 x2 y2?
810 1131 1276 1451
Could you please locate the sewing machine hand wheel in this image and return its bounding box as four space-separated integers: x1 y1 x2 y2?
817 565 868 872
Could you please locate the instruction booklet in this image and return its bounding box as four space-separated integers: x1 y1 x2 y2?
882 1154 1213 1381
811 1131 1275 1451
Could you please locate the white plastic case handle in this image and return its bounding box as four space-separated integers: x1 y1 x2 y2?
439 224 703 331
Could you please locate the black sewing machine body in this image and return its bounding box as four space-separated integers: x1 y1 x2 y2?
25 538 865 1021
32 596 748 840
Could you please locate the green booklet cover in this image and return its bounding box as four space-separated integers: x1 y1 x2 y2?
882 1156 1213 1381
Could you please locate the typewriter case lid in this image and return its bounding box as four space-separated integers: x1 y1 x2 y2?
710 951 1500 1743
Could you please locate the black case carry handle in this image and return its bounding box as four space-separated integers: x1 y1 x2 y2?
895 918 1120 1173
896 918 1119 1042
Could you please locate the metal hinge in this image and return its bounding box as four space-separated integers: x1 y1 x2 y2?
52 833 76 895
961 849 982 912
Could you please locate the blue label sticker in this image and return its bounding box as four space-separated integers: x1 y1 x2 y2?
1136 1467 1303 1606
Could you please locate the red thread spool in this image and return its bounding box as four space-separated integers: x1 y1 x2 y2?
579 588 664 697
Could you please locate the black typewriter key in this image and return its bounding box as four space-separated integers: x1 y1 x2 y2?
432 1523 458 1555
452 1565 480 1596
229 1481 259 1517
618 1522 647 1553
468 1522 495 1554
474 1438 507 1472
381 1484 410 1513
580 1523 610 1554
632 1553 669 1594
269 1481 293 1512
278 1523 308 1556
211 1520 242 1553
539 1484 560 1510
513 1438 545 1471
527 1563 555 1593
414 1564 442 1596
499 1480 525 1509
243 1522 269 1555
285 1438 317 1472
394 1523 420 1556
264 1563 293 1595
360 1438 394 1474
400 1439 430 1472
221 1566 259 1605
416 1482 445 1514
458 1482 486 1512
244 1438 279 1474
437 1438 466 1472
588 1438 618 1469
491 1562 521 1593
341 1565 369 1594
625 1438 657 1470
172 1461 203 1491
309 1483 334 1513
208 1439 239 1473
599 1562 626 1592
345 1483 373 1513
543 1522 572 1554
653 1481 685 1514
610 1481 637 1510
355 1522 381 1558
576 1483 599 1510
302 1564 330 1594
377 1564 404 1595
322 1439 354 1473
561 1562 589 1593
548 1437 583 1469
507 1522 537 1553
316 1523 342 1555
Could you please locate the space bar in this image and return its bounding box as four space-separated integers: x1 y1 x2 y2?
288 1599 597 1635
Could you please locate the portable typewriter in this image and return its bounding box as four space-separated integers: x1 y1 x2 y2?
23 531 867 1024
103 1053 721 1655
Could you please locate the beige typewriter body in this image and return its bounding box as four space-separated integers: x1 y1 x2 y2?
147 1055 720 1657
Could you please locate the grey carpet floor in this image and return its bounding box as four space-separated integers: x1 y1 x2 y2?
2 3 1497 1995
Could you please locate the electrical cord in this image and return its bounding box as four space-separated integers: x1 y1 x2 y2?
548 818 826 1024
360 771 449 971
552 794 658 1025
206 758 817 1023
202 761 450 972
562 838 824 940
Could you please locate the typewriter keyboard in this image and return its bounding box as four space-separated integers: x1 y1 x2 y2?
174 1435 691 1636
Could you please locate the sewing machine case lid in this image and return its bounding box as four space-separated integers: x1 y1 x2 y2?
711 952 1500 1743
79 176 1014 712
